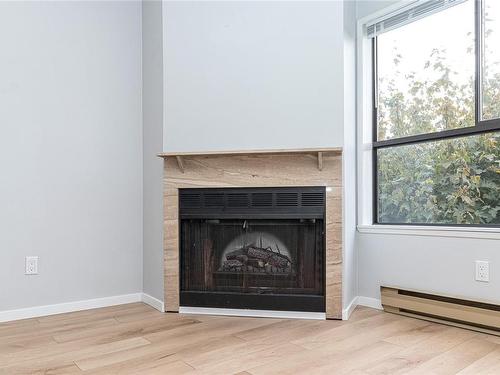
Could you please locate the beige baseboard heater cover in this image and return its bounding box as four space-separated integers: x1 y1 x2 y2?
381 286 500 336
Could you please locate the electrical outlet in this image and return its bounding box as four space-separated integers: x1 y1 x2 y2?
475 260 489 282
25 256 38 275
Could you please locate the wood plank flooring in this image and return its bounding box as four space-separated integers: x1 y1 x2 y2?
1 303 499 374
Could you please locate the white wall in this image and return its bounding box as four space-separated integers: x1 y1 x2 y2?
355 0 395 20
356 0 500 304
142 0 164 302
358 234 500 302
163 1 344 152
0 1 143 311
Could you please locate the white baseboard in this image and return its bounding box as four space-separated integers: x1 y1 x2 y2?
342 296 359 320
0 294 382 323
0 293 142 323
179 306 326 320
357 296 383 310
141 293 164 312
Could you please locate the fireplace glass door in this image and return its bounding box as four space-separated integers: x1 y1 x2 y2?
179 187 326 312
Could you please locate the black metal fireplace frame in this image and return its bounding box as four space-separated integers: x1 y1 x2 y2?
180 291 325 312
178 187 326 313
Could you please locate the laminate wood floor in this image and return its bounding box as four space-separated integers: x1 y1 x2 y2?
1 303 499 374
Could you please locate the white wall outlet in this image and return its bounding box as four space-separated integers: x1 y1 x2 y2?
25 256 38 275
475 260 489 282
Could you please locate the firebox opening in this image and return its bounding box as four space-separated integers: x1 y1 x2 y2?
179 188 326 313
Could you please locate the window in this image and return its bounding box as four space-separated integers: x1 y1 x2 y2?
368 0 500 226
482 0 500 120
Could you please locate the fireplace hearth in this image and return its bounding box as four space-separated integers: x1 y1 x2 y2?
179 187 326 312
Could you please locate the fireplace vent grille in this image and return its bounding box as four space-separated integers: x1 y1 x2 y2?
251 193 273 207
204 193 224 207
276 192 299 207
180 193 201 208
179 187 325 219
227 193 249 208
302 192 325 206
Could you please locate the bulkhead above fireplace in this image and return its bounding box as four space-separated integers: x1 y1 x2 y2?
179 187 326 312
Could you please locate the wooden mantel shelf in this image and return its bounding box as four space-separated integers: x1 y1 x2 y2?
157 147 342 173
157 147 341 157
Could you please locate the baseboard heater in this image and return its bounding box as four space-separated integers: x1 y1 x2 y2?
381 286 500 336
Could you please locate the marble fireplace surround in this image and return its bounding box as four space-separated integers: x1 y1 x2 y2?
159 148 343 319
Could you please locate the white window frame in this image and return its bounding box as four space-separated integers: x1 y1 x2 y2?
355 0 500 239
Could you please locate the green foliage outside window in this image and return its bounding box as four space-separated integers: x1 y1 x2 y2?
377 48 500 225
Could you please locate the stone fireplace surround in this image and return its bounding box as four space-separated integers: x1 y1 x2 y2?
160 149 343 319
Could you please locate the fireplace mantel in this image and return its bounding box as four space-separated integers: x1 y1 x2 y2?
158 147 342 157
161 149 343 319
158 147 342 173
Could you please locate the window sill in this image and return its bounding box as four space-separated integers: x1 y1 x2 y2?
357 224 500 240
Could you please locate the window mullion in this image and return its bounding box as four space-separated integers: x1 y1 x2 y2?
373 120 500 149
475 0 483 125
372 37 379 224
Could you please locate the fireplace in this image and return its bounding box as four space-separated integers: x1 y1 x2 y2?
179 187 325 312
